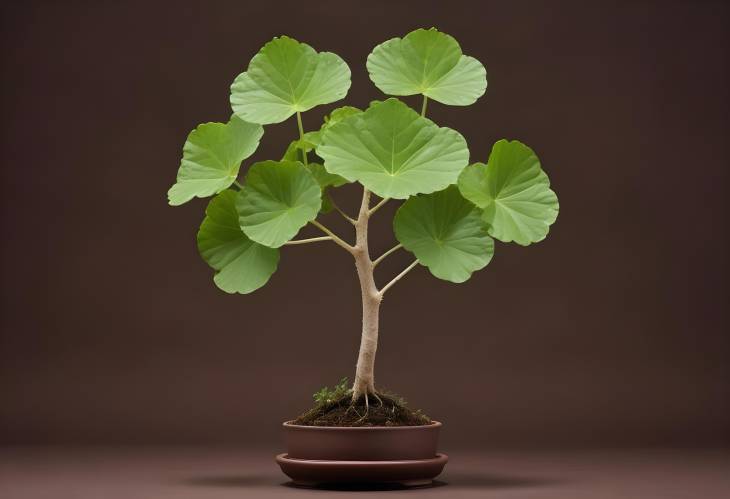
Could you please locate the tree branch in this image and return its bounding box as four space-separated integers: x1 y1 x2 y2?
358 188 371 220
368 197 389 217
372 243 403 268
329 196 357 225
284 236 333 245
309 220 354 253
379 260 418 297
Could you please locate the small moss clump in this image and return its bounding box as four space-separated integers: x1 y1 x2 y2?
293 379 432 427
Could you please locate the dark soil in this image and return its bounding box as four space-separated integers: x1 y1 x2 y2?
293 391 432 427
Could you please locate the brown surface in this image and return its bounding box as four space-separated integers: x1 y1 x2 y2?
284 421 441 460
1 0 729 450
1 447 729 498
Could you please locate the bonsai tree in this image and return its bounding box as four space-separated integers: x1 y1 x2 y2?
168 28 559 408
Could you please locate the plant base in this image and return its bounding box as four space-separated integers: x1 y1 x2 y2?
278 420 446 485
293 391 431 427
276 453 448 487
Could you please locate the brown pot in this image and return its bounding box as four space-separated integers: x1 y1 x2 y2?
277 421 447 486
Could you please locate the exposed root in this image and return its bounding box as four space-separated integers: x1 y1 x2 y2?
348 405 362 420
352 392 371 424
353 397 370 424
372 392 383 407
293 390 432 427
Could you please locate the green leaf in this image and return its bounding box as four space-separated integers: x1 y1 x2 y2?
298 163 346 215
230 36 351 124
322 106 361 129
281 132 321 162
422 56 487 106
168 116 263 206
319 190 335 214
306 163 348 189
282 106 362 170
197 190 279 294
236 160 322 247
458 139 559 246
394 186 494 283
317 98 469 199
281 141 300 162
304 163 347 215
366 28 487 106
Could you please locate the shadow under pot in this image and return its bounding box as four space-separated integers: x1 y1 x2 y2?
276 421 447 487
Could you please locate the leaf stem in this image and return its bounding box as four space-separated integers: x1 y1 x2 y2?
379 260 419 297
421 95 428 117
368 197 389 216
284 236 333 245
296 111 308 166
233 180 244 189
372 244 403 268
309 219 354 253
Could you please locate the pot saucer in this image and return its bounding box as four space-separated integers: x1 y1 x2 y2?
276 453 448 486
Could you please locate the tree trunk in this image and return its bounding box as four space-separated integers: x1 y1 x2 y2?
351 189 382 401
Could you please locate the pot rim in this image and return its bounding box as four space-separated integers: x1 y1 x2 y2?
283 420 442 431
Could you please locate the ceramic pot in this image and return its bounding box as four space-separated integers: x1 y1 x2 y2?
276 421 447 486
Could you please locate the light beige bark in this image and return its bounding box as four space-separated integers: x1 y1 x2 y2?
310 187 417 402
351 189 381 400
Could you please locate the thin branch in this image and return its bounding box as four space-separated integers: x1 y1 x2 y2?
379 260 418 297
283 236 332 246
233 180 244 189
329 197 356 225
309 220 354 253
372 243 403 268
368 197 390 217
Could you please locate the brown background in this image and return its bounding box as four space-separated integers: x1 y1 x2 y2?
1 0 727 450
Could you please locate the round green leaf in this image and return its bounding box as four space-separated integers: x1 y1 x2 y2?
236 160 322 248
197 190 279 294
367 28 487 106
423 56 487 106
168 116 263 206
394 186 494 283
230 36 351 125
317 98 469 199
458 139 559 246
